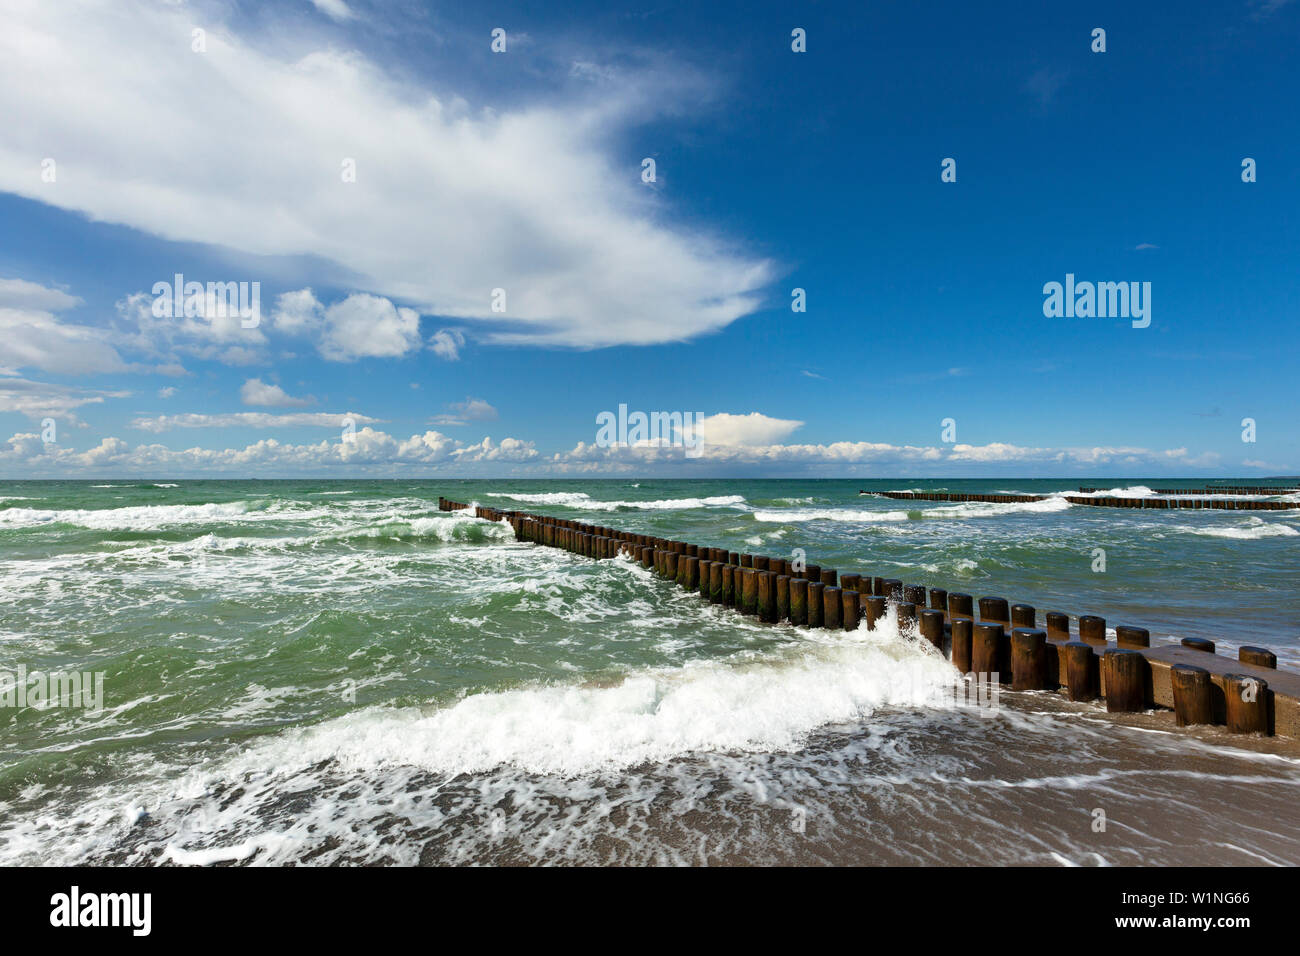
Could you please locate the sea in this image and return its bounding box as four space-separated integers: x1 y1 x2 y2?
2 478 1298 866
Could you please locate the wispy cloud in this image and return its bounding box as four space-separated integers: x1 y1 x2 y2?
0 0 772 350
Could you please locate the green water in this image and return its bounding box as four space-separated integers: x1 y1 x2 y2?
1 478 1297 865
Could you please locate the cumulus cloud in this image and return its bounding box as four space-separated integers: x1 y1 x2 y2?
129 411 382 433
692 412 804 447
240 377 315 407
270 289 421 361
113 291 268 369
0 426 536 473
0 0 772 350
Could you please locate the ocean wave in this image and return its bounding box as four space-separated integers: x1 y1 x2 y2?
224 614 950 777
1178 518 1299 540
754 496 1071 523
489 491 745 512
0 500 330 531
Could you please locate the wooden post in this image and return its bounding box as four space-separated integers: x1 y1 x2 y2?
790 577 808 625
1181 637 1215 654
1103 649 1147 713
777 575 791 622
897 602 917 631
1080 615 1108 647
807 581 825 628
721 564 735 607
1011 604 1035 628
862 595 886 631
1046 612 1069 642
739 568 758 615
1116 625 1150 649
948 593 974 619
1063 641 1096 701
972 623 1002 678
1239 646 1277 668
978 597 1010 630
841 588 859 630
904 585 926 608
1171 664 1214 727
1223 674 1271 735
757 571 776 622
951 618 973 672
820 568 838 588
920 610 944 650
1010 628 1048 690
840 573 861 594
823 586 842 629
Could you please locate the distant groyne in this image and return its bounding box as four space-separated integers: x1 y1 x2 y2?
439 497 1298 740
868 490 1300 510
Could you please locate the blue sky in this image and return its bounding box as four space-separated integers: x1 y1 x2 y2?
1 0 1297 477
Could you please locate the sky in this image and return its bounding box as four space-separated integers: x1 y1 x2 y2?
1 0 1297 478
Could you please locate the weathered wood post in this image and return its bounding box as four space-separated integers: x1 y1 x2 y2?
1063 641 1096 701
1171 664 1214 727
1080 615 1108 647
1010 628 1048 690
807 581 825 628
972 623 1002 679
1240 646 1277 668
1103 649 1147 712
1224 674 1271 735
823 586 842 629
920 610 945 650
951 618 973 672
790 577 808 625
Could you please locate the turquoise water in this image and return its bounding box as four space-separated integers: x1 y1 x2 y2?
2 478 1298 865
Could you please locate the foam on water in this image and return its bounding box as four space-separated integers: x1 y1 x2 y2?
488 491 746 511
1177 517 1299 540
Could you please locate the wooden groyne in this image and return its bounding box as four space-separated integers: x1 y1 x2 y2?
440 497 1299 739
868 491 1300 510
1078 485 1299 496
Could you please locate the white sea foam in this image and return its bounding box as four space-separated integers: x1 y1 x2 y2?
489 491 745 512
221 615 951 777
1179 518 1299 540
755 496 1071 523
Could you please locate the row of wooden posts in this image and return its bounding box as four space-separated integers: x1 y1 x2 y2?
872 491 1300 510
1078 485 1300 496
438 497 1282 736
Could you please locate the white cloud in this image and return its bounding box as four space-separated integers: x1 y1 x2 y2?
429 329 466 361
0 278 129 376
113 291 268 368
158 386 177 398
129 411 382 433
240 377 314 407
310 0 356 22
0 426 536 473
0 375 130 420
270 289 421 361
0 0 773 349
0 278 81 312
693 412 804 447
430 396 498 426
